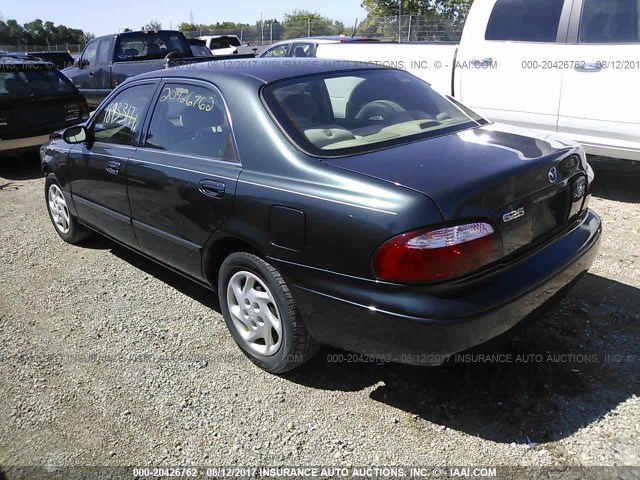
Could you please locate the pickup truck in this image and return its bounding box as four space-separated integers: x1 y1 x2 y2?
63 30 219 107
317 0 640 163
198 35 258 56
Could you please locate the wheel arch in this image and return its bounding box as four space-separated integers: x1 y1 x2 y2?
202 233 263 289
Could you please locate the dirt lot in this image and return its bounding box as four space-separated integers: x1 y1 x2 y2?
0 155 638 473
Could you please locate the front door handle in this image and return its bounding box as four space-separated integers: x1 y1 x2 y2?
575 62 602 72
199 180 225 198
105 161 120 175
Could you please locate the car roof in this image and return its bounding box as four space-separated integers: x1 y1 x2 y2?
134 57 388 84
0 55 54 67
272 36 377 44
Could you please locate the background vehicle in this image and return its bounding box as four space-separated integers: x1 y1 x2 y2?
27 51 74 70
198 35 257 56
0 57 89 154
187 38 214 57
260 36 379 58
63 30 215 107
41 60 600 373
317 0 640 162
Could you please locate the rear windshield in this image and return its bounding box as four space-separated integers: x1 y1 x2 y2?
211 36 241 49
262 69 488 157
115 32 191 61
0 67 77 100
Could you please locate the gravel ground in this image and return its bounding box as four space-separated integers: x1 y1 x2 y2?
0 155 638 472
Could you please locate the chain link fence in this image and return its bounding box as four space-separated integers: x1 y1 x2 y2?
0 43 85 54
182 14 465 46
0 14 465 54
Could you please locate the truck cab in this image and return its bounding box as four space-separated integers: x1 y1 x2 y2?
456 0 640 162
64 30 195 107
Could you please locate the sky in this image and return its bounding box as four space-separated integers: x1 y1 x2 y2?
1 0 368 36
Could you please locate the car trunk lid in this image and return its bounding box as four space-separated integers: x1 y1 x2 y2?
323 126 589 257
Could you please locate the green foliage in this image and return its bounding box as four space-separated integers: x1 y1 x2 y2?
358 0 471 41
282 10 345 39
0 18 88 46
142 20 162 31
360 0 472 18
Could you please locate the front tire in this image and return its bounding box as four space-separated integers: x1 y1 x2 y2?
218 252 318 373
45 173 92 244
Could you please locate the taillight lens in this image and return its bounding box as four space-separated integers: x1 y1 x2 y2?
372 222 502 283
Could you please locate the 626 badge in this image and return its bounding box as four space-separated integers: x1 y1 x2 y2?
503 207 526 223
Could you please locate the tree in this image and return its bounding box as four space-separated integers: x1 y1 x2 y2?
142 20 162 31
358 0 470 40
282 10 344 39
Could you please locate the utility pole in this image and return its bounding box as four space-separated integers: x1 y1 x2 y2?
260 12 264 45
398 0 402 43
189 10 194 26
307 18 311 37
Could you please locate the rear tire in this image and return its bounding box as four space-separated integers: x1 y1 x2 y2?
45 173 93 244
218 252 318 373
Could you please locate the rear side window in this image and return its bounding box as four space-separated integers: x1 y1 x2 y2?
579 0 640 43
92 83 156 146
485 0 565 42
145 83 237 161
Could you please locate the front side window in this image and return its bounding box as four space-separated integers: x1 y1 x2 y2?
145 83 237 161
485 0 565 42
262 45 288 57
262 69 487 157
92 83 156 146
96 38 111 65
579 0 640 43
81 39 98 66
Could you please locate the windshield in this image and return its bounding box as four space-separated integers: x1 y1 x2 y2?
262 69 488 156
211 36 241 49
115 32 191 61
0 67 77 100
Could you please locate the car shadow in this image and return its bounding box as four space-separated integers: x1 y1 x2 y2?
0 152 43 182
283 273 639 444
84 233 640 445
590 161 640 203
106 241 220 311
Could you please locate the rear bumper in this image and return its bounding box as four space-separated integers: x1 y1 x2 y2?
0 134 50 153
277 209 602 364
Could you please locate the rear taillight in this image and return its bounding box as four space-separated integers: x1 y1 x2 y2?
373 222 502 283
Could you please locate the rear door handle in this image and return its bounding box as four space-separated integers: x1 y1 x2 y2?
105 161 120 175
199 180 225 198
575 62 602 72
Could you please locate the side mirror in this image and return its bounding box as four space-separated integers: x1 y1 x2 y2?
63 125 89 144
77 58 89 69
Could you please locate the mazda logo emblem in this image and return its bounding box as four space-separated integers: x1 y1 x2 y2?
548 167 558 183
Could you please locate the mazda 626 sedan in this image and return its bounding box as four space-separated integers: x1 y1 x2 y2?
41 59 602 373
